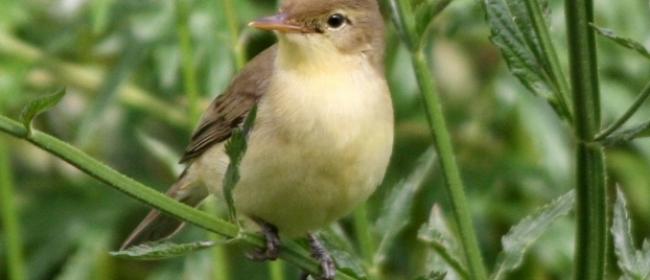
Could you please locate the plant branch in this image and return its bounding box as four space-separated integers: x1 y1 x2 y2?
0 139 26 280
0 114 359 280
523 0 573 122
565 0 607 278
595 80 650 141
389 1 487 279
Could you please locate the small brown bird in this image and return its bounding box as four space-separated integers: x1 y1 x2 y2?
121 0 393 278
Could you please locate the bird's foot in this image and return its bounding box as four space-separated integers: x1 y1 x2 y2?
300 233 336 280
246 219 280 261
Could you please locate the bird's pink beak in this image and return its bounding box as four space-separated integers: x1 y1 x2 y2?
248 13 310 33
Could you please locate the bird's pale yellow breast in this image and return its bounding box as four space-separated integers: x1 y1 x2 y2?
194 37 393 237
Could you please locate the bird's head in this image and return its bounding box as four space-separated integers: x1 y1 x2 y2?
249 0 385 71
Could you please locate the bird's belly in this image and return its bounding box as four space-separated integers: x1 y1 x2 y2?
234 117 391 237
195 64 393 237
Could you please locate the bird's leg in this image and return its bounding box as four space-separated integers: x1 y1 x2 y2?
301 233 336 280
246 218 281 261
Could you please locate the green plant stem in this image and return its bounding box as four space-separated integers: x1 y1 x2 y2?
204 200 231 280
565 0 607 279
353 205 375 266
523 0 573 122
0 139 26 280
268 261 285 280
390 1 487 278
222 0 245 70
595 80 650 141
176 0 201 123
0 31 189 128
0 115 359 280
411 49 487 280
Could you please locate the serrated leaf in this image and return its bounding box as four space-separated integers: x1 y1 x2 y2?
482 0 566 116
373 148 436 266
19 88 66 135
109 241 216 261
222 105 258 222
592 25 650 60
603 121 650 146
318 231 367 279
491 190 575 280
612 187 650 280
418 205 468 279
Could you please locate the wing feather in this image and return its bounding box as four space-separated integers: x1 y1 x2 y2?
180 45 276 163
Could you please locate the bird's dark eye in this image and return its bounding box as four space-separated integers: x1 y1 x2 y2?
327 13 346 29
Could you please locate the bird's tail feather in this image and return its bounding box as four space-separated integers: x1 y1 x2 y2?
120 171 208 250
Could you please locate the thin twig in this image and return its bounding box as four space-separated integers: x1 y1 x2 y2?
595 80 650 141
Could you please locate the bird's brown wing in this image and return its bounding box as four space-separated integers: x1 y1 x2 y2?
180 45 277 163
119 46 276 250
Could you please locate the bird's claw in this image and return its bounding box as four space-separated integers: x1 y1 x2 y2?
300 233 336 280
246 219 281 261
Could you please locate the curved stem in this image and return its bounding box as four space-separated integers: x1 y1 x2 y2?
595 80 650 141
565 0 607 278
0 115 359 280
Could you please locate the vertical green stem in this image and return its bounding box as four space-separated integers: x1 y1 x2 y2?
176 0 201 123
565 0 607 279
0 140 26 280
390 0 487 278
411 50 488 280
204 200 231 280
268 261 285 280
523 0 573 121
221 0 245 70
353 205 376 267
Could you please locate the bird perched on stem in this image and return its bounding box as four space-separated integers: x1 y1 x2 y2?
121 0 393 278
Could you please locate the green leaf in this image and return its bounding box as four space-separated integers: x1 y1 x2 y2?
612 187 650 279
603 121 650 146
327 245 367 280
491 190 575 280
109 241 216 261
373 148 436 266
592 25 650 60
418 205 469 279
482 0 568 117
19 88 66 135
222 105 258 222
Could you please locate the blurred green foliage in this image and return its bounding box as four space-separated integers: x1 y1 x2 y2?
1 0 649 279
